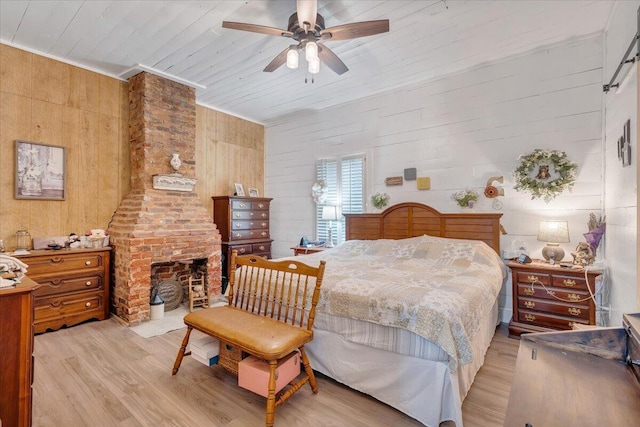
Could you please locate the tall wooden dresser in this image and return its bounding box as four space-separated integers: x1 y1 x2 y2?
17 247 111 334
212 196 272 277
0 277 39 427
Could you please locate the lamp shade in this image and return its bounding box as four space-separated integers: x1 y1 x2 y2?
537 221 570 243
305 41 318 61
321 205 337 221
308 57 320 74
286 48 298 69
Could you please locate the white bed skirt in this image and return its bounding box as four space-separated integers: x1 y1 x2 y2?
306 301 500 427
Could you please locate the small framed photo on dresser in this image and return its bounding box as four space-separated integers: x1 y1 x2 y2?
248 188 259 197
234 183 245 196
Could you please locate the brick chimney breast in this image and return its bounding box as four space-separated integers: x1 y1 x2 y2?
108 72 221 326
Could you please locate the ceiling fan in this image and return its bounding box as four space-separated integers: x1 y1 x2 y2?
222 0 389 75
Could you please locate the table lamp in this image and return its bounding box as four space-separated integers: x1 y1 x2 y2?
537 220 569 263
322 205 338 248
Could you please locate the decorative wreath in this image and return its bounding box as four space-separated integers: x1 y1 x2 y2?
513 149 578 203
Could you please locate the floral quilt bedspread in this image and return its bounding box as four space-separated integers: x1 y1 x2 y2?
290 235 506 369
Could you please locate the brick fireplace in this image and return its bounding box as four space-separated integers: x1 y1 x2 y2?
108 72 221 326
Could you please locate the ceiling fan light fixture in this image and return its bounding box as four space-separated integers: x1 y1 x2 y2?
308 57 320 74
286 48 299 69
305 41 318 62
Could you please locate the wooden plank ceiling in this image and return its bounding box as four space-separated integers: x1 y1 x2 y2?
0 0 615 124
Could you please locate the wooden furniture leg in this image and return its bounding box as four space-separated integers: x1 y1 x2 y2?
266 360 278 427
172 327 192 375
299 347 318 393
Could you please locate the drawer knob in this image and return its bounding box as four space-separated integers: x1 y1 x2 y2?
546 290 556 296
85 302 91 307
258 245 265 251
235 222 241 227
51 257 63 263
239 202 246 208
250 212 254 216
563 279 576 287
568 307 581 316
261 232 267 237
523 288 534 296
261 222 267 227
524 314 536 322
235 233 241 238
250 222 254 226
524 301 535 309
249 231 254 236
86 281 92 286
567 293 581 301
234 213 240 218
526 275 537 283
568 322 576 329
239 248 246 253
258 203 264 208
262 213 267 218
85 261 91 266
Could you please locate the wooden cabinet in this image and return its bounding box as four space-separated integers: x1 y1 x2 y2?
0 277 39 427
212 196 272 276
17 248 111 334
508 261 602 337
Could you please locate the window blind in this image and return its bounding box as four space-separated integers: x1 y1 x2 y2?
315 155 365 245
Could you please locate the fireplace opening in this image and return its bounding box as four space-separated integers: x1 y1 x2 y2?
151 258 208 311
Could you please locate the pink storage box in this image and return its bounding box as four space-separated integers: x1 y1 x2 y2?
238 352 301 397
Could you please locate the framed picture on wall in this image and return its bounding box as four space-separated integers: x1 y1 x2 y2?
234 183 245 196
15 140 66 200
248 188 259 197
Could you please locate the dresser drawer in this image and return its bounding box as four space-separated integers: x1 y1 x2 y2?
232 210 269 220
24 252 106 278
231 220 270 230
34 291 106 333
517 284 590 302
230 229 270 241
515 271 550 286
34 275 104 298
518 298 590 320
518 309 589 330
229 244 253 256
252 242 271 255
252 200 269 210
551 275 589 290
231 199 253 210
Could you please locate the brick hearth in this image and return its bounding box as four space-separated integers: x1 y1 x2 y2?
108 72 221 326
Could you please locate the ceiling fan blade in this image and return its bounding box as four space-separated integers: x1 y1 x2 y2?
318 44 348 75
222 21 293 38
263 47 290 72
321 20 389 41
297 0 317 32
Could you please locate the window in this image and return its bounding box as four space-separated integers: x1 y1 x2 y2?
315 154 365 245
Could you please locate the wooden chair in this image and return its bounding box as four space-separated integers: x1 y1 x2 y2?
172 250 326 427
188 275 209 312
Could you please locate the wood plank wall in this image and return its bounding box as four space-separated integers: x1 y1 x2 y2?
0 44 129 247
0 44 265 248
266 35 605 323
602 1 640 321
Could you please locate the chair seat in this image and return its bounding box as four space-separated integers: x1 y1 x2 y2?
185 306 313 360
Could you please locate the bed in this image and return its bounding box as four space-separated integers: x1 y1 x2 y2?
286 203 505 427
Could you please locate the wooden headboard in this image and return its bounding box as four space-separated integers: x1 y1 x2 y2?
344 202 503 254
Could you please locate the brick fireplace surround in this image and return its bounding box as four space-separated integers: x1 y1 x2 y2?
108 72 221 326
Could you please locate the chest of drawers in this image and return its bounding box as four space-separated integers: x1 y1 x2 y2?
17 248 111 333
508 261 602 337
212 196 272 277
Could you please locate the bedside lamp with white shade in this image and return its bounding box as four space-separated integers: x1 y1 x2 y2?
322 205 338 248
537 220 570 263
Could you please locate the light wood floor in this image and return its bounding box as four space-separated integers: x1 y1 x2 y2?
32 320 518 427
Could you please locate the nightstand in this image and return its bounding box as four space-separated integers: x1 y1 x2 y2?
290 246 327 256
507 260 602 337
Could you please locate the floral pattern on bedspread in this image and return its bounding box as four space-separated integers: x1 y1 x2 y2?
289 235 506 369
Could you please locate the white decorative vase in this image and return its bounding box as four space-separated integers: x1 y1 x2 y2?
170 153 182 172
